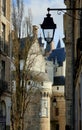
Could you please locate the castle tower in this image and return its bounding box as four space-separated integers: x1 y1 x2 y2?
39 81 52 130
24 25 52 130
47 39 66 130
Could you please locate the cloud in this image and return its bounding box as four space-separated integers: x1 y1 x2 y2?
24 0 66 46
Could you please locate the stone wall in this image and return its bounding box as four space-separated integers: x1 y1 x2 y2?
51 88 66 130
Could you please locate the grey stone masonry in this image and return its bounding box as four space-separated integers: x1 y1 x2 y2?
64 0 75 129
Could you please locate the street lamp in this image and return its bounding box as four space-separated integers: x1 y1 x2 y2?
40 11 56 44
41 7 82 44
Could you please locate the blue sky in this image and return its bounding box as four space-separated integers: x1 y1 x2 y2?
23 0 66 47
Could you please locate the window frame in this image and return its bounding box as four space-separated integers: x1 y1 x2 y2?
1 23 5 51
1 0 6 16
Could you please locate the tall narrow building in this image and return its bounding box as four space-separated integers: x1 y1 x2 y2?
64 0 82 130
0 0 11 130
47 39 66 130
64 0 79 129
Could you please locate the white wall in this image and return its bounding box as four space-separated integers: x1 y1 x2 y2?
26 40 45 73
54 61 66 77
45 61 54 83
52 85 64 93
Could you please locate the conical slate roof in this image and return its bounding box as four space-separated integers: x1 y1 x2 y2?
48 48 65 66
47 39 65 66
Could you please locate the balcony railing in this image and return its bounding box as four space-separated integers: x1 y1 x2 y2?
0 79 8 95
0 41 9 56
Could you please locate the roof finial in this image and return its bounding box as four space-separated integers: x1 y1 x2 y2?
56 39 61 49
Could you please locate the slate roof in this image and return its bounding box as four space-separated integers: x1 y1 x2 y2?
48 47 66 66
47 39 66 66
53 76 65 85
47 40 66 86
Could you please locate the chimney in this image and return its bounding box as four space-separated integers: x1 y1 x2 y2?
33 25 39 40
50 41 55 50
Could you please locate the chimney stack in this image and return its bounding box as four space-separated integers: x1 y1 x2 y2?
33 25 39 40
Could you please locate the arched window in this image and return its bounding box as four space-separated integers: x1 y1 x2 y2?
0 101 6 130
0 101 6 116
2 101 6 116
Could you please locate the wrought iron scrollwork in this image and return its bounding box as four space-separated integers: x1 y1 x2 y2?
57 10 62 15
47 7 82 21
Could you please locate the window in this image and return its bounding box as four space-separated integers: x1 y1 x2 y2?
0 101 6 130
57 86 59 90
0 102 3 116
55 67 57 72
1 61 5 81
45 69 47 73
1 23 5 51
0 101 6 116
28 81 31 85
2 0 6 16
80 11 82 37
46 63 47 65
40 98 48 117
41 82 43 86
55 108 59 116
54 67 57 73
56 124 59 130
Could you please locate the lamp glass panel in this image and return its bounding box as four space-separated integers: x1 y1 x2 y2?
43 29 54 43
43 29 53 38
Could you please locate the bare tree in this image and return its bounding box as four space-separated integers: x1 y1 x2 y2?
11 1 43 130
22 8 33 37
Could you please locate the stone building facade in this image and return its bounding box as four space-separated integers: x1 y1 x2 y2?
51 89 65 130
64 0 82 130
47 40 66 130
0 0 11 130
73 0 82 130
21 26 66 130
22 25 52 130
